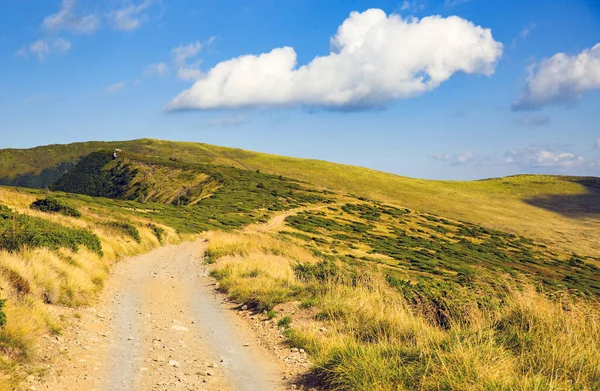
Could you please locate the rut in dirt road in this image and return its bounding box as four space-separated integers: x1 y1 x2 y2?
44 241 285 391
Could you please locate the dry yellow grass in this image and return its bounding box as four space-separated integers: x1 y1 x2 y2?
206 230 600 391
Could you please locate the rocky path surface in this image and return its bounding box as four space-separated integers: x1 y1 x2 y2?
35 241 288 391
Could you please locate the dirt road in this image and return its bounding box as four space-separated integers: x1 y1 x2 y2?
38 241 285 391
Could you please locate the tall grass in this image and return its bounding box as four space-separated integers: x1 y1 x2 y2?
207 231 600 391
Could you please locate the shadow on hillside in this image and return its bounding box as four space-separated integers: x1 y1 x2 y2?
524 177 600 218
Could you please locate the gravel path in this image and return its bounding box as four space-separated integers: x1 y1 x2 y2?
39 241 285 391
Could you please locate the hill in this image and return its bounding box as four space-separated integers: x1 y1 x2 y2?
0 138 599 256
0 140 600 390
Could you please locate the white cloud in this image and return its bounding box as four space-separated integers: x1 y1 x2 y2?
518 24 536 40
208 114 249 127
456 150 476 165
108 0 153 31
504 145 586 168
42 0 100 34
17 38 71 60
517 115 550 126
513 43 600 111
106 82 125 93
143 62 168 77
400 1 424 12
171 40 213 80
445 0 472 6
430 152 451 161
172 41 202 66
167 9 503 111
595 138 600 149
429 151 477 165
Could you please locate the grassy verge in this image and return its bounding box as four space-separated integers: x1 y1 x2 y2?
206 230 600 391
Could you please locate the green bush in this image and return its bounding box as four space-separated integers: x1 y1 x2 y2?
0 205 102 255
30 197 81 218
0 299 6 327
147 223 165 243
278 316 292 328
102 221 141 243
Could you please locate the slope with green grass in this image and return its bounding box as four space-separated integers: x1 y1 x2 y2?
1 140 599 390
1 138 598 256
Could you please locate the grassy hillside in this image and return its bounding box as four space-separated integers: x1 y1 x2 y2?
1 139 598 257
1 141 599 390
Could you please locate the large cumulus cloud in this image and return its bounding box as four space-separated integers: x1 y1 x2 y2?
167 9 503 110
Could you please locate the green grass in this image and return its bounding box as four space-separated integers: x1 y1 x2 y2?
0 138 598 256
283 202 600 297
0 204 102 255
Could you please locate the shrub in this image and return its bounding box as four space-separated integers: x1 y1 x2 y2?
0 300 6 328
30 197 81 218
278 316 292 328
0 206 102 255
102 221 141 243
147 223 165 243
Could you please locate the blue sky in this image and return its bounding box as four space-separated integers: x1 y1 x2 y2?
1 0 599 180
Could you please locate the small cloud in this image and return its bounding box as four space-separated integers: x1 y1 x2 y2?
510 23 536 48
108 0 154 31
143 62 168 77
23 94 46 103
171 39 214 80
42 0 101 34
208 114 249 127
399 1 424 12
430 152 452 161
595 138 600 149
172 41 202 66
17 38 71 60
455 150 476 165
504 144 586 168
445 0 471 6
518 24 536 40
430 150 478 165
512 43 600 111
517 115 550 126
106 82 125 93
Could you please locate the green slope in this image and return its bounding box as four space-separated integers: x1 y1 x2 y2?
0 138 598 256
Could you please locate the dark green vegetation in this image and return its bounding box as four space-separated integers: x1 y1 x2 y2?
101 221 141 243
49 150 334 233
147 223 165 243
0 162 74 189
0 203 102 255
0 300 5 327
30 197 81 218
51 151 137 199
285 203 600 299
